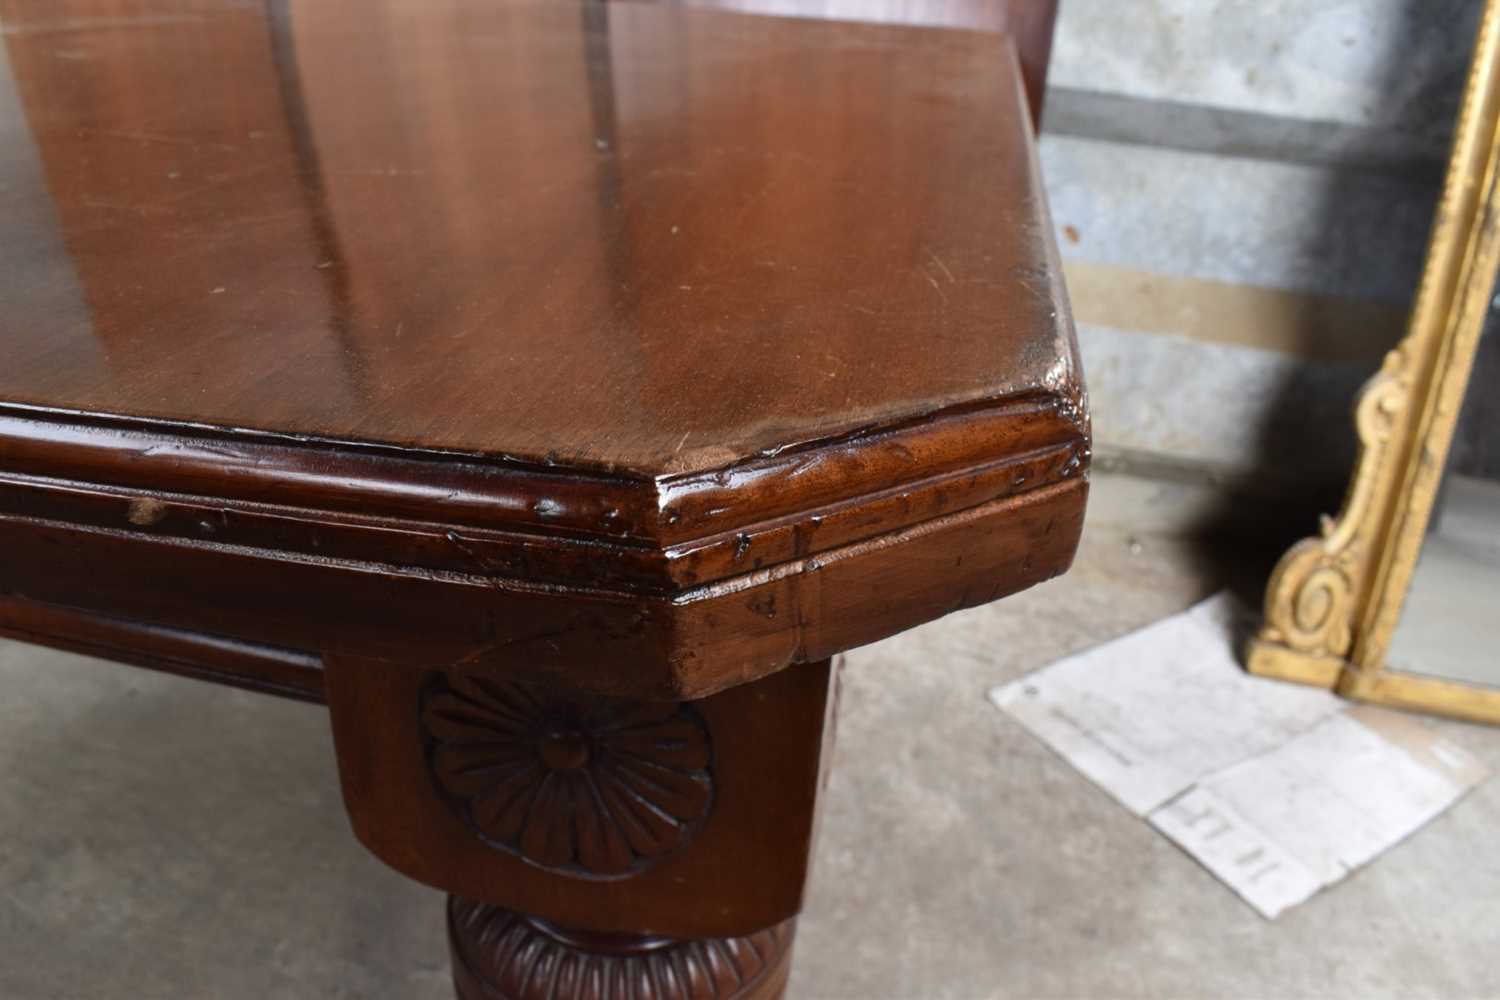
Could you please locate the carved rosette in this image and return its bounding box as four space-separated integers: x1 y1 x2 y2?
420 674 714 880
448 899 794 1000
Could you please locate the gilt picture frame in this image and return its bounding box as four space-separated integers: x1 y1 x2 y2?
1247 0 1500 724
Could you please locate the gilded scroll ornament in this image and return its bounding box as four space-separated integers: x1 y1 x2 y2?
1249 0 1500 724
1257 347 1410 659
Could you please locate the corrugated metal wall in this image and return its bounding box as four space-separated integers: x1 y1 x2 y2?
1042 0 1494 494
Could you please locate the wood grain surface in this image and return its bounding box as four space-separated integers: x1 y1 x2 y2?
641 0 1058 125
0 0 1086 701
0 0 1078 475
0 3 1082 993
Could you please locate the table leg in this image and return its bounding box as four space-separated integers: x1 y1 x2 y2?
447 898 795 999
323 655 839 1000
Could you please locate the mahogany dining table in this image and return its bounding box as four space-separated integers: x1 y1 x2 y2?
0 0 1087 995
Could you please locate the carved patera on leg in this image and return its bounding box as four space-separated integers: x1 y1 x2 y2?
325 654 833 1000
420 674 715 880
448 898 795 1000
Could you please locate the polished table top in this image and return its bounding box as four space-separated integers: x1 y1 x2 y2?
0 1 1084 945
0 0 1076 477
0 0 1086 702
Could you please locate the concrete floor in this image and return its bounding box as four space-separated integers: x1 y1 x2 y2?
2 493 1498 999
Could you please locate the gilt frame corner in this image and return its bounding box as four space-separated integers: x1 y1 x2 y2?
1247 0 1500 725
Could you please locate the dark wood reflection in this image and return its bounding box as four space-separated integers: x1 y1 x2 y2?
0 0 1071 476
637 0 1058 124
0 0 363 425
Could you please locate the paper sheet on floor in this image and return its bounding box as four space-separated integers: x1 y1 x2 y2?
989 593 1488 918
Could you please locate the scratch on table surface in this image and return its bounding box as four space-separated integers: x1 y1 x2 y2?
924 248 956 283
1 14 203 36
72 127 240 153
922 271 949 303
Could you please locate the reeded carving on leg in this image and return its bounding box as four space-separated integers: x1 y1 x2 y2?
420 674 714 880
448 898 794 1000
